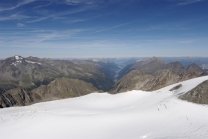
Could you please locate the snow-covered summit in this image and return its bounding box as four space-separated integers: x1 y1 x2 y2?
8 55 42 66
9 55 23 66
14 55 23 60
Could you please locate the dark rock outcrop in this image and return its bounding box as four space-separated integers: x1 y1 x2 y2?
170 84 182 91
179 80 208 104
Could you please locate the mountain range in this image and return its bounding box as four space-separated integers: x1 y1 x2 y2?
0 55 207 108
111 57 205 93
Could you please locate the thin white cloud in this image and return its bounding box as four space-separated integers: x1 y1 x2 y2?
0 0 35 12
64 19 87 23
27 4 95 23
0 40 129 49
59 0 101 5
17 23 25 27
95 20 138 33
137 24 190 31
0 27 129 49
45 0 119 5
0 29 86 45
61 14 102 24
0 0 96 13
34 30 83 43
33 2 52 9
0 0 118 24
0 12 30 21
171 0 205 5
26 17 50 23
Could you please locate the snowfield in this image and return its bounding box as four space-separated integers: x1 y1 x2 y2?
1 76 208 139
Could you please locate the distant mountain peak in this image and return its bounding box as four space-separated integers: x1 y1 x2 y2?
185 63 204 75
171 61 182 65
129 57 167 74
188 63 198 67
168 61 184 68
2 55 25 66
143 57 166 64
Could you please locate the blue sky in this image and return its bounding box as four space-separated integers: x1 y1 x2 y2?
0 0 208 58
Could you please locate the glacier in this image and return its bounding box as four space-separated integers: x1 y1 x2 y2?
1 76 208 139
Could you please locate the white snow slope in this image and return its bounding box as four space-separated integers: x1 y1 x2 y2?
1 76 208 139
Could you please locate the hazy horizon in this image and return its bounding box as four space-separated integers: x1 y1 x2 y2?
1 55 208 60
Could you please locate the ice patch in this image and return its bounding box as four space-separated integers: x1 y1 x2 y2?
26 60 41 65
11 63 17 66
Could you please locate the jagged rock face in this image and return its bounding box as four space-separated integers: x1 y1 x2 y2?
111 70 153 93
0 88 32 107
179 80 208 104
141 69 181 91
0 78 98 108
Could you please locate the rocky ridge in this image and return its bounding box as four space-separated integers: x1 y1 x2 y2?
0 78 98 107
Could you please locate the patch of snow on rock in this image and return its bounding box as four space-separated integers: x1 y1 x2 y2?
26 60 41 65
15 55 20 60
14 55 23 60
